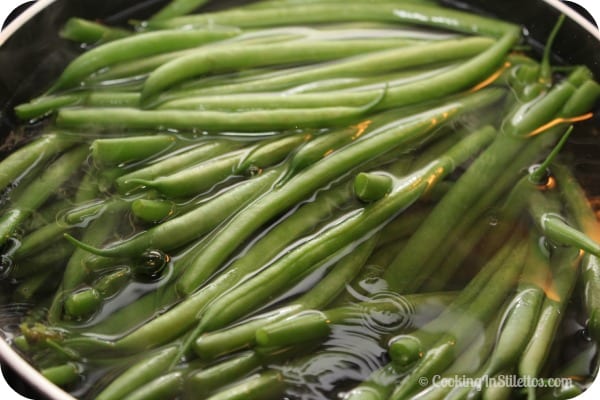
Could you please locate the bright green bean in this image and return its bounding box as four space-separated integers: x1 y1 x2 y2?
176 88 504 296
0 133 76 192
146 2 516 37
90 135 177 166
139 38 420 104
197 125 495 331
60 17 130 44
0 146 87 247
52 28 241 90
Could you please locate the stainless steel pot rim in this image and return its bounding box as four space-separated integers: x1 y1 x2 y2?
0 1 598 399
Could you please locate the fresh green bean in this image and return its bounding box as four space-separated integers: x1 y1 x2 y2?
197 125 495 331
50 200 128 321
116 140 242 193
192 233 377 360
528 190 600 256
14 269 57 301
60 17 130 44
382 68 586 291
553 163 600 343
64 288 102 319
145 2 516 37
151 0 210 21
0 134 76 193
159 36 494 100
388 235 519 367
0 146 87 247
40 362 80 387
56 97 380 132
65 166 283 258
353 172 393 202
482 234 548 378
203 371 284 400
518 246 581 399
52 28 241 90
95 346 178 400
127 134 306 197
185 352 263 397
255 292 455 349
10 241 73 279
124 371 184 400
82 181 351 343
176 88 504 296
90 135 177 167
131 199 175 223
388 239 527 399
139 38 424 104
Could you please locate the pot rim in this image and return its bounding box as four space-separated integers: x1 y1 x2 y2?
0 1 598 400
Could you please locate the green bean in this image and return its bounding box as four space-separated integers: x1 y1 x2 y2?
116 140 242 193
518 246 581 399
64 268 132 319
52 28 241 91
128 134 306 197
85 27 330 85
553 163 600 343
56 97 380 132
0 133 76 193
151 0 210 21
145 2 516 37
255 292 455 349
90 135 177 166
343 363 400 400
139 38 422 104
374 206 430 248
14 95 82 120
95 346 178 400
14 222 73 260
193 233 376 360
49 201 128 321
418 123 568 290
75 170 102 204
14 269 57 301
40 362 80 387
388 235 519 367
124 371 184 400
353 172 393 202
203 371 284 400
197 125 495 331
131 199 175 223
65 166 283 259
15 91 140 120
382 68 586 291
159 36 495 100
175 88 504 296
388 239 527 399
11 241 74 279
94 267 132 299
60 17 130 44
482 234 548 378
64 288 102 319
154 30 512 111
185 352 262 397
528 190 600 256
0 146 87 247
83 181 351 345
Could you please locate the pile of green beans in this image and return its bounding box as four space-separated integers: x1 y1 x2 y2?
1 1 600 399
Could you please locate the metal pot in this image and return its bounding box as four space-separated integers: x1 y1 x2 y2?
0 1 599 399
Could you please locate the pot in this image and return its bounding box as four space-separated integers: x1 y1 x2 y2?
0 1 599 399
